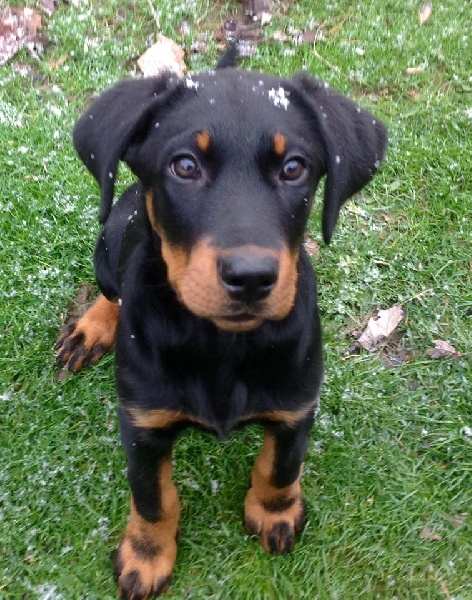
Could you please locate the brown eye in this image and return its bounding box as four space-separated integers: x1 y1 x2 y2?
170 155 200 179
281 158 306 182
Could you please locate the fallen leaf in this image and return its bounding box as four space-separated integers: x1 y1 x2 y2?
49 53 68 70
419 525 442 541
425 340 462 359
406 66 424 75
240 0 271 17
59 282 96 327
357 305 405 351
444 514 467 528
137 34 187 78
0 7 43 66
39 0 57 17
260 11 272 26
273 30 289 42
439 580 450 598
304 236 320 257
419 2 433 25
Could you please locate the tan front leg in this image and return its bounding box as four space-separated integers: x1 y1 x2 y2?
56 293 119 371
244 430 306 554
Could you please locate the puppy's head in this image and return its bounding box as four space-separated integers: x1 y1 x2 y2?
74 69 387 331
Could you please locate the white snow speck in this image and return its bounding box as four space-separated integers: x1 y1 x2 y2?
108 171 113 179
118 298 122 306
19 146 29 154
355 47 365 56
335 155 341 164
184 77 200 90
33 584 64 600
50 106 62 117
268 86 290 110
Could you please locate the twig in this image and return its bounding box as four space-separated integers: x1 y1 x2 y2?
400 288 433 306
313 24 341 74
146 0 160 31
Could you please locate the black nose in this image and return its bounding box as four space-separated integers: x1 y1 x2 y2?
218 253 279 303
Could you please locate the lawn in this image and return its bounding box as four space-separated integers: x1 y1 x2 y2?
0 0 470 598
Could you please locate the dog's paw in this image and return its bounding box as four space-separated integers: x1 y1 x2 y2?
113 534 177 599
244 487 305 555
56 294 119 371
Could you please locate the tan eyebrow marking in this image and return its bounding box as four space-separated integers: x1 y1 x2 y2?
195 130 211 153
273 132 286 156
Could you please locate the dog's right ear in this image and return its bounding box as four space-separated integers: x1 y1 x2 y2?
73 76 175 223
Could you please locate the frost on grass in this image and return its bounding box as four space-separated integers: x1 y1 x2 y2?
32 584 64 600
0 101 23 126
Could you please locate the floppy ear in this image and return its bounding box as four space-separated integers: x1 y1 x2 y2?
290 73 388 243
73 75 175 223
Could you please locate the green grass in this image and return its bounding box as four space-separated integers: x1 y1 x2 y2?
1 0 470 598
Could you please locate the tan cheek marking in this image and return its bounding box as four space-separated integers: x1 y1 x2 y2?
177 239 230 316
273 132 286 156
195 130 211 153
262 247 299 321
145 191 162 236
145 191 191 288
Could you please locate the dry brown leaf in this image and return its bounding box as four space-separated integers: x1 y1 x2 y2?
357 306 405 351
419 525 442 541
409 89 422 101
260 12 272 26
406 66 424 75
241 0 271 17
444 514 467 528
49 53 68 70
273 30 289 42
419 2 433 25
0 7 43 66
40 0 57 17
137 34 187 78
304 236 320 258
426 340 462 359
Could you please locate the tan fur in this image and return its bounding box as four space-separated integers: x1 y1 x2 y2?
117 456 180 597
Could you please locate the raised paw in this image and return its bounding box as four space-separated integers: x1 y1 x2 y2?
56 293 119 371
244 487 305 555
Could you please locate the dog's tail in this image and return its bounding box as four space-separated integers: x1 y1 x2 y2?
216 41 240 69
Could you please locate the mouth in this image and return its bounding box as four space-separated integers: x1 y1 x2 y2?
211 312 264 332
224 312 257 323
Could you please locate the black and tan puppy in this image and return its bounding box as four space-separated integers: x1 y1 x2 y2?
57 51 387 598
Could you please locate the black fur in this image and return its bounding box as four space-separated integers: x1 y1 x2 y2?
69 62 387 598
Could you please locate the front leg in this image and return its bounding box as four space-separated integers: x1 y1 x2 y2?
244 416 313 554
56 293 119 371
114 409 180 599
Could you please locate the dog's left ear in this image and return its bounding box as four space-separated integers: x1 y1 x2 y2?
290 73 388 243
